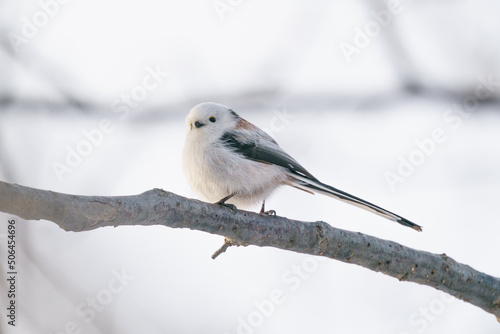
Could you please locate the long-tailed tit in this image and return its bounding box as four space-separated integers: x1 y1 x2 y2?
182 102 422 231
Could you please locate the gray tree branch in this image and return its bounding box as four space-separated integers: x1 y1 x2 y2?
0 181 499 321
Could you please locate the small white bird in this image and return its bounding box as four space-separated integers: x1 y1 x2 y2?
182 102 422 231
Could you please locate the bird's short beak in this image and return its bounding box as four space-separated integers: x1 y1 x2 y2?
194 121 204 128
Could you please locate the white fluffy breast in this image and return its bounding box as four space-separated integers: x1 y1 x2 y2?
182 132 288 209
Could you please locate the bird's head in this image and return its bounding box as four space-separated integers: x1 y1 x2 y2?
185 102 239 139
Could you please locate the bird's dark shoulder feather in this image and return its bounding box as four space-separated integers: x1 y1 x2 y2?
219 131 317 181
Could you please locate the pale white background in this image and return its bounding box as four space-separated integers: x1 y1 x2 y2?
1 1 500 333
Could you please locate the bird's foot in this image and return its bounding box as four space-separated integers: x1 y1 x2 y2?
215 194 238 213
259 200 276 216
260 209 276 216
217 202 238 213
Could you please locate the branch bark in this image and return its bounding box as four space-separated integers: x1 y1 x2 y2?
0 181 499 321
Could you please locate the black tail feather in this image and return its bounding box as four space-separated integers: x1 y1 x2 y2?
397 218 422 232
293 176 422 232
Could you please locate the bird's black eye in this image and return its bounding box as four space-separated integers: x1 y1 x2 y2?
209 116 216 123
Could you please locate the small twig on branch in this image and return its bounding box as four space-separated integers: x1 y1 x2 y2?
0 180 499 321
212 238 242 259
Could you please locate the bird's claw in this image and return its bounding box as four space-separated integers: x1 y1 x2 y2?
259 200 276 216
260 209 276 216
217 202 238 213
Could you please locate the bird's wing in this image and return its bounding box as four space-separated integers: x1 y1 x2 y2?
220 128 317 181
220 127 422 232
